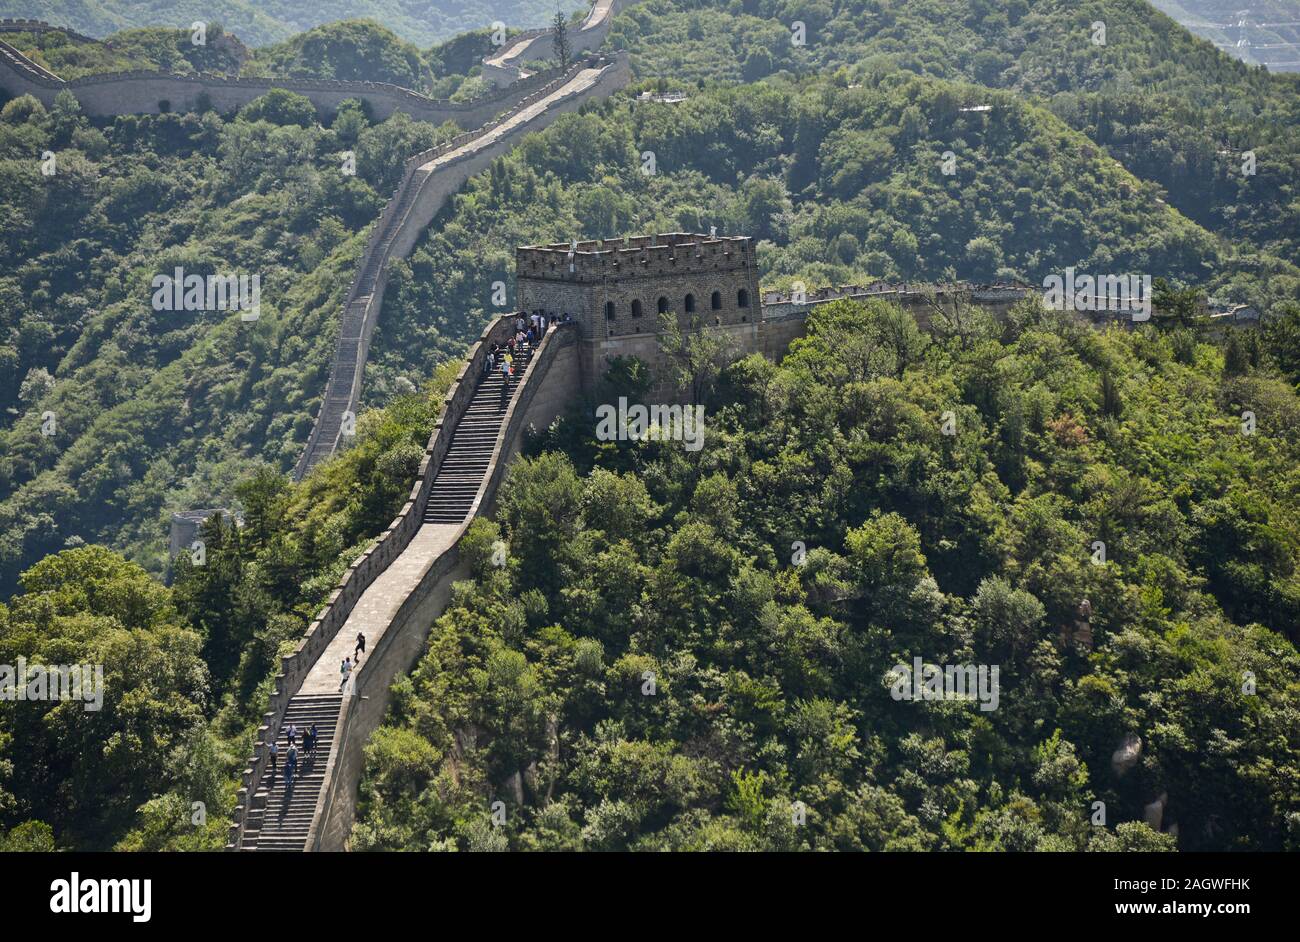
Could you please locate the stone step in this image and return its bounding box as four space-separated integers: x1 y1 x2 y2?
413 336 537 526
241 690 344 851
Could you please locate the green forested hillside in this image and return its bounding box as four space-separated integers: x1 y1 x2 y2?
613 0 1300 303
0 88 459 592
5 21 499 99
2 32 1262 596
0 363 463 850
0 0 584 47
0 0 287 46
0 546 224 850
353 298 1300 851
245 20 496 99
0 23 248 79
246 21 435 89
369 72 1264 396
7 291 1299 851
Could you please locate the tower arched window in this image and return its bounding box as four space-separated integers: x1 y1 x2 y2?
737 288 750 308
605 301 616 319
684 293 696 313
657 296 669 314
631 299 643 317
710 290 722 310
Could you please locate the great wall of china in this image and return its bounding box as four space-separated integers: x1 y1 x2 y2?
232 312 582 850
0 3 628 118
0 21 1037 850
0 17 98 44
0 13 636 851
228 231 1040 850
0 15 631 483
5 12 1176 853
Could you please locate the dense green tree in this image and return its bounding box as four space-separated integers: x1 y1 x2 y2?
0 547 211 848
353 298 1300 851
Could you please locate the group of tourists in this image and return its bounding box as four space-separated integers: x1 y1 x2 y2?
268 721 321 788
487 342 516 383
268 632 361 790
485 312 563 403
339 632 365 691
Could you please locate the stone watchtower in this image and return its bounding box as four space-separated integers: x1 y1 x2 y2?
515 232 762 388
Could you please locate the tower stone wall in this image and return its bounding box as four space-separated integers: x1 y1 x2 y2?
516 232 762 386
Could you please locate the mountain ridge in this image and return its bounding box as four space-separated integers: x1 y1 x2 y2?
0 0 585 47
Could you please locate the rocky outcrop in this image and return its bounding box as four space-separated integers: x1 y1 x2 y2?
1111 732 1142 777
1144 791 1168 832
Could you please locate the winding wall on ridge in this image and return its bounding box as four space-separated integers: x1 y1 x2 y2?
0 17 99 45
293 52 630 479
227 316 582 850
0 27 567 125
223 56 628 849
481 0 630 87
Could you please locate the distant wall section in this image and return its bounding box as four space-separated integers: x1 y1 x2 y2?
0 36 568 128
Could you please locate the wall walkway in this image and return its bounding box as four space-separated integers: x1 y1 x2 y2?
294 52 629 479
228 317 582 850
482 0 630 87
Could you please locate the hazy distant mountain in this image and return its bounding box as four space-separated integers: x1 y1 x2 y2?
1151 0 1300 70
0 0 579 47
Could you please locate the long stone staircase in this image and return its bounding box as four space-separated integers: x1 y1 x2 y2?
237 330 538 850
425 342 533 523
238 694 342 851
227 54 626 854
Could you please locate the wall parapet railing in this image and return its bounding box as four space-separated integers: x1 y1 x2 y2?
482 27 550 71
0 18 99 44
0 39 63 86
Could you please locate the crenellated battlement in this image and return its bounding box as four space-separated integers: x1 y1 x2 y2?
517 232 755 283
0 39 62 85
517 232 762 381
